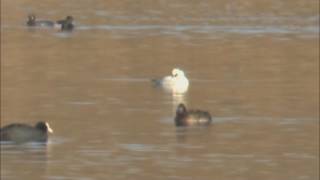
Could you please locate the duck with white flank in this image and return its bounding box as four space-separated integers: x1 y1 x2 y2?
174 103 212 126
57 16 74 31
26 14 55 28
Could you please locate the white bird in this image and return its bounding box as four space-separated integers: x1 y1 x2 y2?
153 68 189 94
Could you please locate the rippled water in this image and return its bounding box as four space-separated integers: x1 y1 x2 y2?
1 0 319 180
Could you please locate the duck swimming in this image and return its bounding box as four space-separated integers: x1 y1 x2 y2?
0 121 53 143
57 16 74 31
174 103 212 126
153 68 189 94
26 14 55 28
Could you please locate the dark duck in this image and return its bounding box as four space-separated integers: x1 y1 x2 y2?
26 14 55 27
57 16 74 31
175 103 212 126
0 121 53 143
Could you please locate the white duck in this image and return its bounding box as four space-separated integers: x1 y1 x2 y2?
153 68 189 94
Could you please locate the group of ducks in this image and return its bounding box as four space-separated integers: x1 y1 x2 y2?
2 17 212 144
27 14 74 31
0 102 211 144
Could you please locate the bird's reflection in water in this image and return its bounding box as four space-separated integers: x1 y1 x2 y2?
1 142 50 179
171 92 188 113
175 125 212 143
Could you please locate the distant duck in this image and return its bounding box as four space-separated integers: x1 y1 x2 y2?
26 14 55 28
153 68 189 94
175 103 212 126
0 121 53 143
57 16 74 31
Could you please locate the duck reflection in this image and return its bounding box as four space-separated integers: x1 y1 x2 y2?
1 142 49 179
175 125 213 143
172 93 188 112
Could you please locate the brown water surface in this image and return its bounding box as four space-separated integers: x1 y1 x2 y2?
1 0 319 180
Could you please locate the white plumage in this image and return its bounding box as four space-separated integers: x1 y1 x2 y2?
155 68 189 94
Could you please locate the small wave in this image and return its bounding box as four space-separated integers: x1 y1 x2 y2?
100 77 149 82
76 24 318 35
119 143 155 152
64 101 97 105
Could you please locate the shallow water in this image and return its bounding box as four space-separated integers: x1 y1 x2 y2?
1 0 319 180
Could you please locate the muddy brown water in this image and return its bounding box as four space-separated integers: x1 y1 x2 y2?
1 0 319 180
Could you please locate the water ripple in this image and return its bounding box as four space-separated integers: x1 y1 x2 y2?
76 24 318 35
